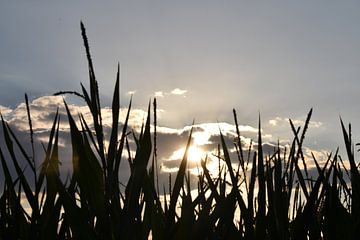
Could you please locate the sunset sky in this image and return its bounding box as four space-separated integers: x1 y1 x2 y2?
1 1 360 176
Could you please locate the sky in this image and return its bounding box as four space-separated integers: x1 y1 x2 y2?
1 1 360 182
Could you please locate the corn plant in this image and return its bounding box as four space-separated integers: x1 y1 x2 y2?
0 22 359 240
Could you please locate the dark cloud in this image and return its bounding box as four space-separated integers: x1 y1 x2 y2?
1 95 349 193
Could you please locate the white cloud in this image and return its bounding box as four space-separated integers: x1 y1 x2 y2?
154 91 164 97
191 122 257 136
120 107 148 131
0 95 342 192
156 126 182 135
0 105 12 116
0 96 148 134
268 117 323 129
152 89 187 98
0 95 332 174
192 131 212 145
160 164 179 173
170 88 187 95
292 119 323 128
4 96 68 131
269 117 282 126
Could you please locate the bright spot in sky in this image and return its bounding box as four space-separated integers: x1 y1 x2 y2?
169 145 205 163
170 88 187 95
192 131 211 145
168 131 212 164
154 91 164 97
187 146 205 163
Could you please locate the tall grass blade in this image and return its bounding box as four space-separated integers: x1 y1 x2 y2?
107 63 120 169
36 109 59 196
167 123 193 228
114 97 132 180
63 100 107 236
56 177 97 240
0 147 30 238
255 114 266 240
1 115 38 217
24 94 36 175
80 21 105 165
125 103 152 221
219 129 253 238
340 118 360 218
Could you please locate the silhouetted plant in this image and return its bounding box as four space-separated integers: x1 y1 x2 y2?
0 23 358 240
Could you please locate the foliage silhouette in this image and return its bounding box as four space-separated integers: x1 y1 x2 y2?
0 23 358 239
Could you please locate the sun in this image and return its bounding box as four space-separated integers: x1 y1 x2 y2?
187 145 205 163
168 145 205 164
166 131 210 165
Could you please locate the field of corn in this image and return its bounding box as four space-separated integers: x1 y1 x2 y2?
0 23 359 240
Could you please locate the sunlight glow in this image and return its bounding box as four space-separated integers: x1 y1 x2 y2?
187 146 204 162
192 131 211 145
169 145 205 163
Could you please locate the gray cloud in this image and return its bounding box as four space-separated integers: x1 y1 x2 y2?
0 95 350 192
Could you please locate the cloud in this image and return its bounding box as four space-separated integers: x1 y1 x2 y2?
170 88 187 95
0 95 341 192
269 117 282 126
268 117 323 128
181 122 257 137
3 95 67 131
154 91 164 98
0 105 12 116
119 107 148 131
151 88 187 98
